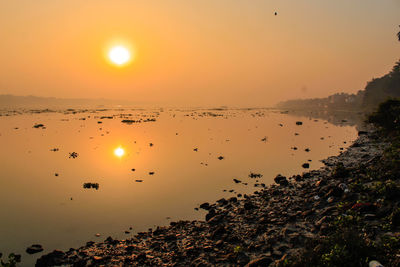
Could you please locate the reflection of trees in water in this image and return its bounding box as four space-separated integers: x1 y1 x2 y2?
280 109 367 131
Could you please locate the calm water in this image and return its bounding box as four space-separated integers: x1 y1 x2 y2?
0 108 357 265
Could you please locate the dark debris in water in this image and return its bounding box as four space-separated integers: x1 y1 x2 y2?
33 124 45 129
83 183 99 190
69 152 79 159
248 172 263 179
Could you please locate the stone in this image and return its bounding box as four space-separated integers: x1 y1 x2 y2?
26 244 43 254
274 174 289 186
200 202 210 210
302 163 310 168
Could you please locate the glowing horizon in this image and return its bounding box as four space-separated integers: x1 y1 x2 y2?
0 0 399 106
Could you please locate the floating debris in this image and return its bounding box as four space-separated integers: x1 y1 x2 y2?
233 179 241 184
131 168 136 172
305 148 310 152
261 136 267 142
296 121 303 125
69 152 79 159
193 148 198 152
50 148 59 152
83 183 99 190
121 119 139 124
135 180 143 182
33 124 45 129
149 143 154 147
149 172 155 175
217 156 224 160
249 172 263 178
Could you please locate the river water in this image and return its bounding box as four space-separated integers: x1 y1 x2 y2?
0 108 358 265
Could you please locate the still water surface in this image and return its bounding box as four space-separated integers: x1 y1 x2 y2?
0 108 358 265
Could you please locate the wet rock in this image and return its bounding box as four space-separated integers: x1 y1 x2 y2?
26 244 43 254
217 198 228 205
237 252 250 265
244 201 255 210
325 186 344 198
229 197 238 203
105 236 119 245
233 178 241 183
245 256 273 267
391 209 400 227
205 209 216 221
210 225 226 239
302 163 310 168
36 250 65 266
274 174 289 186
200 202 210 210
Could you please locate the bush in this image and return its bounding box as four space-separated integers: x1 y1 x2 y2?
291 229 374 267
0 253 21 267
368 99 400 132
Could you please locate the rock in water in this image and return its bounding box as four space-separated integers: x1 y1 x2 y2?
274 174 289 186
26 244 43 254
302 163 310 168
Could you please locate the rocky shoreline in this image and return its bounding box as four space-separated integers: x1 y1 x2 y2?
35 129 395 266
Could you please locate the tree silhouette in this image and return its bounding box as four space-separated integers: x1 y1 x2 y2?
398 25 400 41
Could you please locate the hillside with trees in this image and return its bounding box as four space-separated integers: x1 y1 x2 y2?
277 28 400 111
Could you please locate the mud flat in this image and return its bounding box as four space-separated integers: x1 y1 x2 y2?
36 129 399 266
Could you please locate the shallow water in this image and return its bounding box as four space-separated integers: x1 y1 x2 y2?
0 108 357 265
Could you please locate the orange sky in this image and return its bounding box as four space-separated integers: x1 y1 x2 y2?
0 0 399 106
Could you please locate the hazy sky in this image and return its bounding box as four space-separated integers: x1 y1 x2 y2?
0 0 399 106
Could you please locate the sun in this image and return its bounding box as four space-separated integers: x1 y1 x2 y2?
114 147 125 157
108 46 131 66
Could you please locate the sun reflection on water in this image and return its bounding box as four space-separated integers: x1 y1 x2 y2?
114 147 125 158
